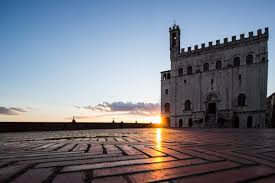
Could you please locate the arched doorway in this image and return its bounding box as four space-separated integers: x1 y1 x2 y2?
233 116 239 128
179 119 183 128
247 116 252 128
188 118 193 128
205 93 219 114
163 117 170 128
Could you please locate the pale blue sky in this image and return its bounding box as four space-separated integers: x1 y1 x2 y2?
0 0 274 122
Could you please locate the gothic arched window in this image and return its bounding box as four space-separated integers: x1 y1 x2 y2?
165 89 168 95
184 100 191 110
164 103 170 113
203 63 209 71
238 94 246 106
246 54 253 65
178 68 183 76
167 73 171 79
187 66 192 75
216 60 222 70
234 57 240 67
163 74 166 80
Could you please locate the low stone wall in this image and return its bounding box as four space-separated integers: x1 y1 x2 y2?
0 122 160 132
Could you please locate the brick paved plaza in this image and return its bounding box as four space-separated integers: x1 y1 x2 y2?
1 128 275 182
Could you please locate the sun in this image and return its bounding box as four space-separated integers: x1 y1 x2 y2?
145 116 161 124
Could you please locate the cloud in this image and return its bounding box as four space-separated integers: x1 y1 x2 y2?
80 101 160 116
0 106 28 115
9 107 27 113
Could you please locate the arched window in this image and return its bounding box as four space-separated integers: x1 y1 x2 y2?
234 57 240 67
167 73 171 79
246 54 253 65
238 94 246 106
187 66 192 75
179 119 183 127
163 74 166 80
184 100 191 110
178 68 183 76
165 89 168 95
164 103 170 113
216 60 222 70
203 63 209 71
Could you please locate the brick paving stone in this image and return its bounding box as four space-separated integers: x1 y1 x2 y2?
44 143 66 151
36 153 128 168
97 138 106 142
132 145 166 157
0 151 81 160
128 161 241 182
221 151 275 167
52 172 86 183
92 176 127 183
173 165 275 183
115 138 126 142
88 144 103 154
250 174 275 183
94 158 206 177
62 156 174 172
151 146 192 159
0 161 11 167
32 143 57 150
12 168 54 183
56 143 77 152
171 147 224 161
1 128 275 182
117 145 143 155
184 146 256 165
0 164 31 182
103 145 122 154
72 143 88 152
17 153 123 165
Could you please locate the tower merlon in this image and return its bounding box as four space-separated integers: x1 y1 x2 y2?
178 27 269 56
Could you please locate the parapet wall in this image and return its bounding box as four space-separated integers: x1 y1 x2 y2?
0 122 160 132
179 28 269 57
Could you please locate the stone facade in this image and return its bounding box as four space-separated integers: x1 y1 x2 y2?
266 93 275 128
161 25 268 128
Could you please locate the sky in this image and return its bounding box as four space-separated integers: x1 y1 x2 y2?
0 0 274 123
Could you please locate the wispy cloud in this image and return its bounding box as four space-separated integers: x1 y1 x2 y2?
0 106 28 115
78 101 160 116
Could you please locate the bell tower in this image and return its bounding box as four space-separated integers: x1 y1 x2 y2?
169 24 181 58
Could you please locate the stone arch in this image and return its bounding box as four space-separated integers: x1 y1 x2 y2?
216 60 222 70
234 56 240 67
179 119 183 127
204 92 220 114
178 68 183 76
203 63 209 71
184 100 191 110
164 103 170 113
163 74 166 80
246 54 253 65
238 93 246 106
187 66 192 75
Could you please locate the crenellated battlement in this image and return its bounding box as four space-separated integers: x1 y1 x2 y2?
178 28 268 57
